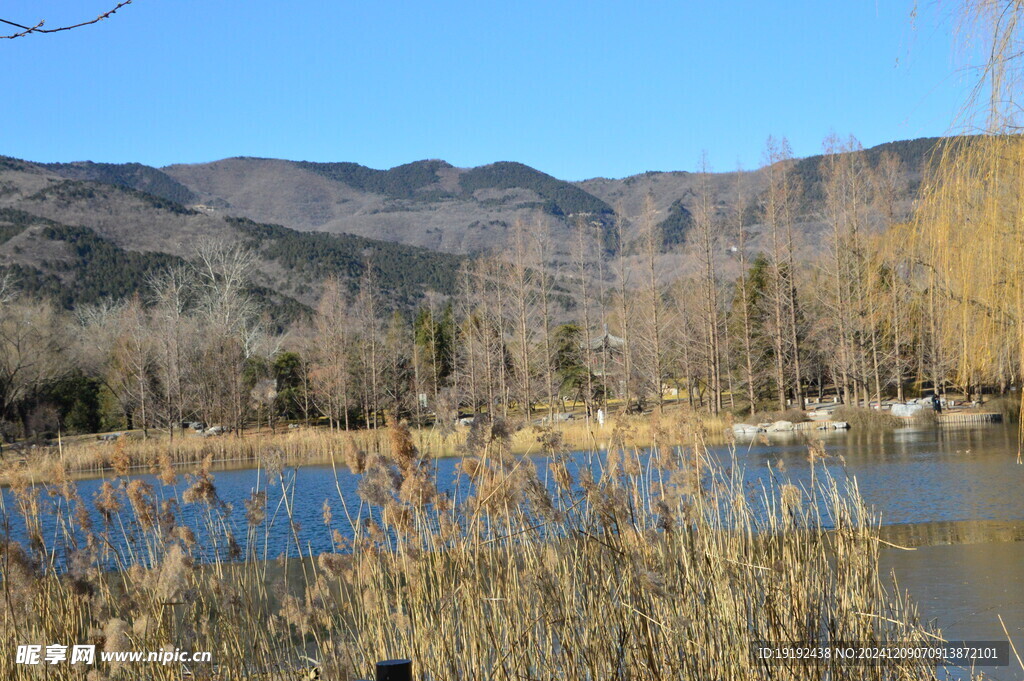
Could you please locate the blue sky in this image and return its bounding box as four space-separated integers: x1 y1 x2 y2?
2 1 975 180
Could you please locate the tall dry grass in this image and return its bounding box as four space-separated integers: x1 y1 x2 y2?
830 406 905 430
0 416 966 680
0 409 732 484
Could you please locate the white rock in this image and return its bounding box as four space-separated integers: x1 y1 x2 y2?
891 403 923 418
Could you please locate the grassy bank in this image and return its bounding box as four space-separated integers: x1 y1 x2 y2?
0 418 972 680
0 408 731 484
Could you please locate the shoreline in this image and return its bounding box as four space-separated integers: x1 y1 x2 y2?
0 404 726 484
1 404 1014 486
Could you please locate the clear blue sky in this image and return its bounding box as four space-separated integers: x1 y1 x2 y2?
2 1 975 180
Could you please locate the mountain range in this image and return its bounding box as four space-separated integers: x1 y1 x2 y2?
0 137 938 318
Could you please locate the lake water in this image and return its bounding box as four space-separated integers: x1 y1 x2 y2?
3 423 1023 676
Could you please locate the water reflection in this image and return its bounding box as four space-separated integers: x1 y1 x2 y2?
881 540 1024 680
880 520 1024 548
736 424 1024 525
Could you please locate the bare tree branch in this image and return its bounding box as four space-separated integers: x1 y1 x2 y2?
1 1 132 40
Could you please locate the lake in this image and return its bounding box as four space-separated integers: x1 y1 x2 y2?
3 423 1022 676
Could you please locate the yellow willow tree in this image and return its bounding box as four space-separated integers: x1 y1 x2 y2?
911 136 1024 399
910 1 1024 402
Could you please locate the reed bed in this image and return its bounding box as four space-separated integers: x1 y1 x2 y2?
0 409 731 483
830 407 905 430
0 416 967 680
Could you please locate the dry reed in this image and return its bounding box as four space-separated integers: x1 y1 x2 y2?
0 417 968 680
0 409 731 484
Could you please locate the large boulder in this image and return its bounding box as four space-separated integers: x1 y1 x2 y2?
766 420 795 432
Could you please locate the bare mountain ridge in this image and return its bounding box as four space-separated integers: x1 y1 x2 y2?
160 158 618 254
30 137 939 262
167 138 935 255
578 137 938 243
0 137 939 315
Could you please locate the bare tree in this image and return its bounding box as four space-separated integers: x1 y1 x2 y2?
636 193 667 413
355 268 384 429
193 239 264 432
572 216 598 421
455 264 484 415
670 277 706 409
821 133 859 404
613 206 635 411
761 137 793 409
872 151 911 402
107 296 155 437
149 266 198 439
533 219 560 423
692 156 723 414
0 295 67 439
378 310 413 420
730 168 759 413
310 278 355 430
507 219 539 416
489 257 511 419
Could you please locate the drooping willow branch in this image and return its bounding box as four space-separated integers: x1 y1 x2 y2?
1 1 132 40
910 255 1019 325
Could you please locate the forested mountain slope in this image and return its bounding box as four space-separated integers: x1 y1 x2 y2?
0 137 941 314
0 159 465 318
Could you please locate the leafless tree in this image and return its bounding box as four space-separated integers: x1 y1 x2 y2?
532 218 560 423
148 266 198 439
310 279 355 430
636 193 667 413
821 133 858 404
572 216 598 421
0 295 68 439
730 168 759 413
507 219 539 416
455 264 483 415
761 136 805 409
192 239 264 432
355 269 384 429
872 150 912 402
110 296 155 437
692 157 723 414
613 206 635 411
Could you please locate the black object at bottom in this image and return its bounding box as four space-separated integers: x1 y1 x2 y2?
376 659 412 681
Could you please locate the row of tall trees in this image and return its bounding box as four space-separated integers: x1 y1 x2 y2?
2 134 1021 441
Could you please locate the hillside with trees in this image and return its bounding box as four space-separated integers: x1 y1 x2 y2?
295 159 455 200
8 140 938 263
1 132 1015 445
0 161 467 318
4 134 1001 445
42 160 198 204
